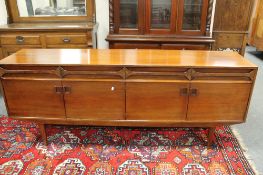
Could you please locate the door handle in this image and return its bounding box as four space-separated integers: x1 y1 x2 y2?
180 88 188 96
190 88 198 96
64 86 71 94
54 86 64 94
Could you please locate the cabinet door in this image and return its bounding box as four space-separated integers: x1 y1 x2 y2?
146 0 177 34
0 48 3 59
177 0 208 35
187 82 252 121
2 79 65 118
116 0 144 34
126 81 189 120
63 81 125 120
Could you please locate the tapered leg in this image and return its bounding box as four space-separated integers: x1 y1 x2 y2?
38 123 48 146
208 127 215 148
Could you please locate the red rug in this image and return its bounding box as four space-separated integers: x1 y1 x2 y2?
0 116 255 175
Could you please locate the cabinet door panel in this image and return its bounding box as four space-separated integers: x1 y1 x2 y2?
63 81 125 120
177 0 208 35
126 82 189 120
120 0 138 28
187 82 252 121
150 0 172 29
2 79 65 118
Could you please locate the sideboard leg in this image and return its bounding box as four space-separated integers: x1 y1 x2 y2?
38 123 48 146
208 127 215 148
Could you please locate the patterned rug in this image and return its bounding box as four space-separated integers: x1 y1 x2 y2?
0 116 255 175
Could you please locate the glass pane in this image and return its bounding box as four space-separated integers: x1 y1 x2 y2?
18 0 86 17
120 0 138 28
183 0 203 30
151 0 171 29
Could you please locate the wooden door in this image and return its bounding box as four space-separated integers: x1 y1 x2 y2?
2 79 65 118
126 81 189 120
187 82 252 122
114 0 144 34
63 80 125 120
145 0 177 34
177 0 208 35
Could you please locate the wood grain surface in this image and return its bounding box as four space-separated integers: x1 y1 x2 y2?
0 49 257 68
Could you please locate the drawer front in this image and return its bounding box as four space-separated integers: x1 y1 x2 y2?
2 46 41 57
62 66 125 79
126 67 190 80
110 43 161 49
46 34 88 45
0 48 3 59
0 35 41 45
161 44 209 50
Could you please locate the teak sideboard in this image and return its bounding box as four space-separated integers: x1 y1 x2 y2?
0 49 257 146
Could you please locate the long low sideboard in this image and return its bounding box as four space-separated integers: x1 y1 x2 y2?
0 49 257 146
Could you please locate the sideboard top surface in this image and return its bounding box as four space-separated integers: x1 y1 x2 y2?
0 49 257 68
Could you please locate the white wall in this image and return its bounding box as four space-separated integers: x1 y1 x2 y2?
0 0 7 25
95 0 109 49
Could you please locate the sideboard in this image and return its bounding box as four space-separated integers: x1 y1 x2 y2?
0 49 257 146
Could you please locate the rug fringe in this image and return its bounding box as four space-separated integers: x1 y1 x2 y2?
230 127 261 175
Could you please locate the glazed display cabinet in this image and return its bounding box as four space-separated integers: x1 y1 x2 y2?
106 0 215 50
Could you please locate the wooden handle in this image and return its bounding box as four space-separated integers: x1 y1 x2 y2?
190 89 198 96
64 86 71 94
180 88 188 96
54 86 63 94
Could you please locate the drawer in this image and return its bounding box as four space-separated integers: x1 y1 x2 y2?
110 43 161 49
0 35 41 45
126 67 190 80
191 68 256 81
2 46 41 57
0 48 3 60
161 44 209 50
45 34 88 45
62 66 125 79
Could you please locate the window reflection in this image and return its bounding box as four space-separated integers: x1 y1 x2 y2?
18 0 86 17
